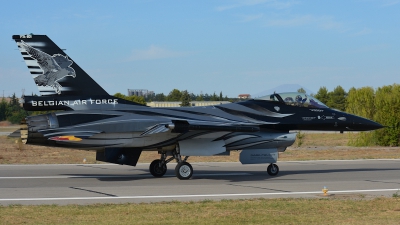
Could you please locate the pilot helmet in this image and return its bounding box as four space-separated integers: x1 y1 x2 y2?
295 95 302 102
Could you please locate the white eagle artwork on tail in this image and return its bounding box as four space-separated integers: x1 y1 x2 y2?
19 41 76 94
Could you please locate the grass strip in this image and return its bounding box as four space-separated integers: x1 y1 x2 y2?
1 197 400 224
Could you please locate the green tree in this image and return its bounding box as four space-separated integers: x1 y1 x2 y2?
180 90 191 107
314 86 330 104
113 93 125 98
9 93 20 107
0 98 8 121
297 88 306 93
7 110 27 124
154 93 166 101
196 94 204 101
327 86 346 111
4 93 26 124
126 95 146 105
113 93 146 105
346 87 377 146
346 84 400 147
190 93 196 101
167 89 182 101
210 92 218 101
373 84 400 146
346 86 375 119
219 92 223 101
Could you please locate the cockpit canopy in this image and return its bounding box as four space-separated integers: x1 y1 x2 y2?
255 92 328 109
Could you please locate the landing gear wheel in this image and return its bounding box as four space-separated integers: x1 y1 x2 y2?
267 164 279 176
149 159 167 177
175 162 193 180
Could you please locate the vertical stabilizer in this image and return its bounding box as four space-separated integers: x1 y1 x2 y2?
12 34 108 96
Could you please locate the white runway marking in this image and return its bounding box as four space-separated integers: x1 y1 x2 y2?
0 173 251 179
0 189 398 202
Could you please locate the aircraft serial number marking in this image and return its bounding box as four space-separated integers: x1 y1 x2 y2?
19 35 32 38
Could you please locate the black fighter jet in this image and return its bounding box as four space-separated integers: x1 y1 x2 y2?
12 34 383 180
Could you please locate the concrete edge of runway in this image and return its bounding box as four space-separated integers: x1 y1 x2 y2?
1 189 399 203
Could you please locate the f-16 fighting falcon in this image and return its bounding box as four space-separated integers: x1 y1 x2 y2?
12 34 383 180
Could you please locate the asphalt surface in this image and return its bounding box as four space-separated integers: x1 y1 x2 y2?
0 160 399 205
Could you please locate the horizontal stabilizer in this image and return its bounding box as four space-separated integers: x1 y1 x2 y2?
7 129 21 138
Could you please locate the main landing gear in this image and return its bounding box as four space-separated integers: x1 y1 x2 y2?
149 147 193 180
149 159 167 177
267 163 279 176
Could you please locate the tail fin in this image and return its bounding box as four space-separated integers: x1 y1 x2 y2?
12 34 108 96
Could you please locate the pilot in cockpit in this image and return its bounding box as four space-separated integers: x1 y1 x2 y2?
295 95 307 106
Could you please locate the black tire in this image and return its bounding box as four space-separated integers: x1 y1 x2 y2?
267 164 279 176
149 159 167 177
175 162 193 180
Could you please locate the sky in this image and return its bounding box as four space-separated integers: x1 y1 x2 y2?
0 0 399 98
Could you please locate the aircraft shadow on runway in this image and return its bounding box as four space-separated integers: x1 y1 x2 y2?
61 167 399 183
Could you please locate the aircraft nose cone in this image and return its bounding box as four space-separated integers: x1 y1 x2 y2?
364 120 384 130
351 117 384 131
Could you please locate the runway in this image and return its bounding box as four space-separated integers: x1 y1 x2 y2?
0 160 399 205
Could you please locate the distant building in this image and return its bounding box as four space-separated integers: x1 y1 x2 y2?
238 94 251 99
128 89 154 97
147 101 230 107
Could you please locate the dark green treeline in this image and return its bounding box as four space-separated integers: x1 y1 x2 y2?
0 93 27 124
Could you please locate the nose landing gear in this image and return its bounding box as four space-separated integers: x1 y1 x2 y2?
175 161 193 180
